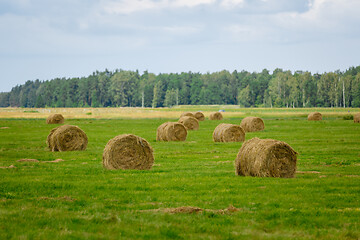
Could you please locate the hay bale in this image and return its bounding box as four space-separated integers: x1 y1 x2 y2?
354 113 360 123
240 117 265 132
46 125 88 152
308 112 322 121
180 112 195 118
235 137 297 178
178 116 199 130
156 122 187 141
46 114 65 124
193 111 205 121
209 112 223 120
103 134 154 170
213 123 245 142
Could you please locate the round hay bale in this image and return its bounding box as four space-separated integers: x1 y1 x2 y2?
46 125 88 152
46 114 64 124
193 111 205 121
354 113 360 123
156 122 187 141
178 116 199 130
240 117 265 132
209 112 223 120
180 112 195 118
212 123 245 142
308 112 322 121
235 137 297 178
103 134 154 170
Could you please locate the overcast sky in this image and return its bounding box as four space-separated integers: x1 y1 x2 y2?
0 0 359 92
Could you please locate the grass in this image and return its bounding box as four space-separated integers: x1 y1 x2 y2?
0 108 360 239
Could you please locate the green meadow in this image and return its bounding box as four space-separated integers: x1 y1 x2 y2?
0 108 360 239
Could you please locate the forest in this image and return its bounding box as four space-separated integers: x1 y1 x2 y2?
1 66 360 108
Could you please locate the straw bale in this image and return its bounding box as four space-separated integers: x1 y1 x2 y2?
235 137 297 178
308 112 322 121
212 123 245 142
46 125 88 152
46 114 65 124
240 117 265 132
103 134 154 170
180 112 195 118
193 111 205 121
209 112 223 120
156 122 187 141
354 113 360 123
178 116 199 130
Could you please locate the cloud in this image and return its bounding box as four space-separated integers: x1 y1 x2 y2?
220 0 245 8
162 25 202 35
219 0 360 45
173 0 216 8
271 0 360 41
1 0 360 92
100 0 217 15
101 0 163 15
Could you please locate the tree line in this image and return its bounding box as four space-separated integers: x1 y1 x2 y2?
1 66 360 108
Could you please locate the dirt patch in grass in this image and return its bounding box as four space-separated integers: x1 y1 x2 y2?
296 171 321 174
17 159 39 162
164 206 203 214
0 165 16 169
37 196 75 202
44 159 64 163
140 205 242 214
214 161 232 164
0 127 9 129
16 159 64 163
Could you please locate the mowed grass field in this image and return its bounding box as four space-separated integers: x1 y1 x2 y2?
0 107 360 239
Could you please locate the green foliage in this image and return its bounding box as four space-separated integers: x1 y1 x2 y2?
342 114 353 120
2 66 360 108
23 110 39 113
238 85 251 107
164 89 178 107
0 116 359 239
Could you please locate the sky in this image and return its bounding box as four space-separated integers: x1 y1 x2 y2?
0 0 360 92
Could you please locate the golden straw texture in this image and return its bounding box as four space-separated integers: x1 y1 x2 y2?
209 112 223 120
46 125 87 152
103 134 154 170
193 112 205 121
354 113 360 123
308 112 322 121
180 112 195 118
213 123 245 142
156 122 187 141
178 116 199 130
240 117 265 132
46 114 65 124
235 137 297 178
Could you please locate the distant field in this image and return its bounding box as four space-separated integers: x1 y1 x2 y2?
0 106 359 119
0 108 360 239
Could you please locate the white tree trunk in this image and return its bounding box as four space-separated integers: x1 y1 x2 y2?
141 91 144 108
343 79 346 108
